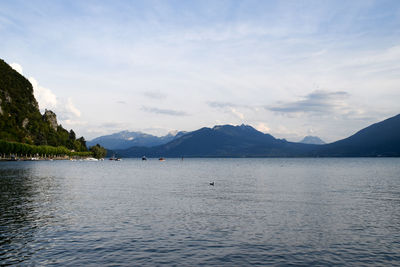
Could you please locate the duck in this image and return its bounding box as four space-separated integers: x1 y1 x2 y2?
209 182 215 186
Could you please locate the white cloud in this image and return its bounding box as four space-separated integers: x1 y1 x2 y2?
141 106 188 116
230 108 244 120
65 98 81 117
28 76 58 111
270 125 303 141
207 101 248 120
10 63 23 74
9 61 84 131
255 122 271 133
55 97 82 125
10 62 82 122
63 119 87 126
3 2 400 142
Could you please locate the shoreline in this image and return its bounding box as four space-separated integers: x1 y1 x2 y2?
0 156 96 161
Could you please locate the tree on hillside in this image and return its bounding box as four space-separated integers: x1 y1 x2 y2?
89 144 107 159
0 59 90 151
77 136 87 151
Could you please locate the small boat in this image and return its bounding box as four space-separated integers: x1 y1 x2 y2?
85 157 99 161
159 157 165 161
109 154 121 161
142 156 147 161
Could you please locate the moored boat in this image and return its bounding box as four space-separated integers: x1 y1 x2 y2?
84 157 99 161
109 154 121 161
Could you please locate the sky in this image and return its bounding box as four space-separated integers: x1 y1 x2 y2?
1 0 400 142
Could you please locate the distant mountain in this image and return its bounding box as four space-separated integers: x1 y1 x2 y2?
87 130 187 150
115 114 400 158
300 136 325 145
115 124 316 157
315 114 400 157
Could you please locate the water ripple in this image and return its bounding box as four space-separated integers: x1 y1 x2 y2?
1 158 400 266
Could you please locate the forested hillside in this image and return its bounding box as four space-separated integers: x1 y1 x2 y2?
0 59 87 152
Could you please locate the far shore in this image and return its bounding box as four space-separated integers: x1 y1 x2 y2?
0 155 96 161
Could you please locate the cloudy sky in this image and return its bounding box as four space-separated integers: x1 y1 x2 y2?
1 0 400 142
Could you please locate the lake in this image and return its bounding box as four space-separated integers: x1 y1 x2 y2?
1 158 400 266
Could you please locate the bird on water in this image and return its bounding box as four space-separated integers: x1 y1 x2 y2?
209 182 215 186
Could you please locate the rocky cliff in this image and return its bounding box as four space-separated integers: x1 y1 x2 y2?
0 59 87 151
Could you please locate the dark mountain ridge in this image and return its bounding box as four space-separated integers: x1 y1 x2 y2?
115 124 318 157
115 114 400 158
314 114 400 157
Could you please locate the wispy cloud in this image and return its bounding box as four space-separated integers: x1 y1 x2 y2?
230 108 244 120
143 91 167 100
100 122 127 128
55 99 82 121
141 106 188 116
207 101 248 120
64 98 81 117
3 1 400 141
268 90 350 114
63 119 87 126
207 101 241 108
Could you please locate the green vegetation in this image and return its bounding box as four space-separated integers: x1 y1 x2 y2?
0 58 109 159
0 58 89 152
89 144 107 159
0 139 92 158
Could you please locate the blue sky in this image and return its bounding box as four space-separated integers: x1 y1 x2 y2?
1 0 400 142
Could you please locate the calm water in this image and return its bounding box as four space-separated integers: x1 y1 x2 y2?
1 158 400 266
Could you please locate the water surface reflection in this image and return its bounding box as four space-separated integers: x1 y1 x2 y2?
1 159 400 265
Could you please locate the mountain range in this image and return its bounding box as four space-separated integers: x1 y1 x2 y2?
108 114 400 157
87 130 187 150
300 136 325 145
90 129 325 150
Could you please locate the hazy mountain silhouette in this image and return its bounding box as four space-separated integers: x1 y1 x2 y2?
87 130 186 150
300 136 325 145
